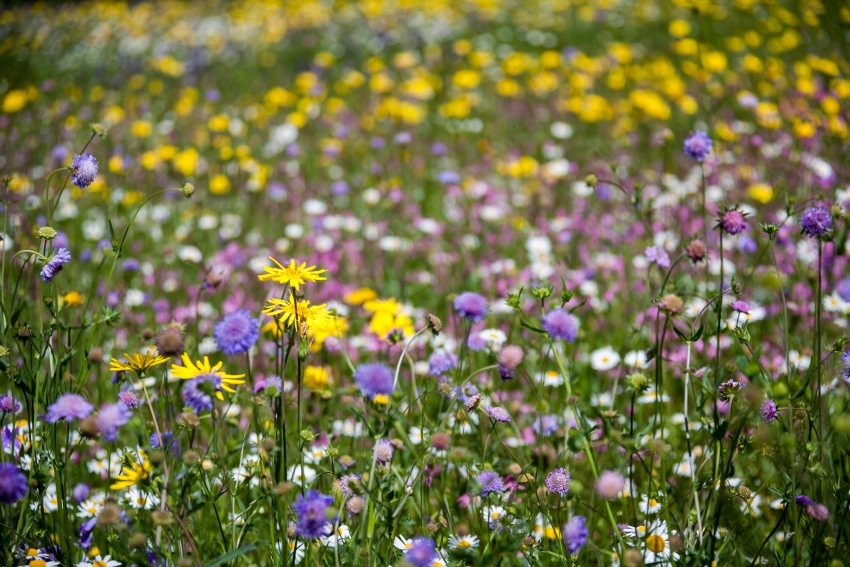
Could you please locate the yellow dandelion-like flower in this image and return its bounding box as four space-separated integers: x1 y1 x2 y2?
258 258 328 290
263 295 334 336
110 451 153 490
170 353 245 398
109 352 170 375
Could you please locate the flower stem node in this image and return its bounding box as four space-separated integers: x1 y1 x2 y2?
182 182 195 198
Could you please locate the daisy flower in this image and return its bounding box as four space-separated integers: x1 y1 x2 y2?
258 258 328 290
76 555 121 567
448 534 479 551
170 353 246 400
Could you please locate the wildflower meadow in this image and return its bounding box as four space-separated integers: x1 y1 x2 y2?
2 1 850 566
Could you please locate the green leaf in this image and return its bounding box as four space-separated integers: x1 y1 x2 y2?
204 543 260 567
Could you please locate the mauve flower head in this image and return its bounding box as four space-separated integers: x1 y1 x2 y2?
807 503 829 522
354 363 394 400
46 393 94 423
214 309 259 355
800 206 832 239
454 292 489 323
720 209 747 235
373 438 394 464
465 393 482 412
73 483 90 503
596 470 626 499
183 374 222 413
497 344 525 380
837 277 850 303
731 300 750 313
405 536 438 567
431 142 448 156
796 495 814 506
438 170 461 185
645 246 671 269
761 399 778 423
545 468 571 496
96 402 132 442
563 516 588 554
71 153 98 188
485 406 511 422
155 325 185 357
118 390 139 410
686 239 707 264
0 394 20 414
478 470 505 496
684 131 712 162
41 248 71 283
293 490 334 539
541 308 578 342
0 462 27 504
428 350 458 376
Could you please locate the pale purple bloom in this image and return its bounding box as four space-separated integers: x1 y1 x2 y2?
293 490 335 539
96 402 132 441
478 471 505 496
214 309 259 355
545 468 571 496
645 246 671 269
683 131 712 162
485 406 511 422
41 248 71 283
541 308 578 342
563 516 588 554
71 153 98 188
405 536 438 567
761 399 777 423
354 363 394 400
800 206 832 239
454 292 489 322
720 210 747 235
46 393 94 423
0 462 27 504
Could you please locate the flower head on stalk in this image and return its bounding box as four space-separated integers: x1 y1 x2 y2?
109 351 170 376
717 379 743 403
258 258 328 290
170 353 245 400
71 153 99 188
40 248 71 283
263 293 334 337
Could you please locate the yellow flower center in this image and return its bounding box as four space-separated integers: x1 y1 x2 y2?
647 534 666 553
649 498 659 507
458 541 471 548
29 560 46 567
26 549 40 557
94 561 108 567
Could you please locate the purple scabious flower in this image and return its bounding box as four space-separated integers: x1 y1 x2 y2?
478 471 505 496
485 406 511 422
405 536 439 567
46 393 94 423
841 351 850 381
438 170 461 185
731 300 750 313
292 490 334 539
71 153 98 188
796 495 814 506
263 376 282 396
0 394 20 414
541 308 579 342
533 414 559 436
214 309 259 355
183 374 222 413
800 206 832 239
645 246 671 269
339 473 362 498
720 210 747 235
150 430 174 449
454 292 489 323
563 516 588 554
0 462 27 504
73 483 90 502
354 363 394 400
717 379 743 403
545 468 571 496
373 438 394 464
428 350 457 376
118 390 139 410
761 399 778 423
40 248 71 283
96 402 132 442
683 131 712 162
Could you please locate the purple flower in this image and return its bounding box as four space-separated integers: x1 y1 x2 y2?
761 399 778 423
545 468 571 496
292 490 334 539
485 406 511 422
428 350 457 376
731 300 750 313
532 414 559 436
438 170 461 185
40 248 71 283
717 379 743 403
71 153 98 188
405 536 438 567
800 206 832 239
796 495 814 506
645 246 671 269
118 391 139 410
354 363 394 400
563 516 588 554
73 483 90 502
183 374 222 413
837 277 850 303
0 462 27 504
807 503 829 522
96 402 132 442
541 308 579 342
46 393 94 423
214 309 259 355
720 210 747 235
478 471 505 496
454 292 489 323
339 473 362 498
683 131 712 162
0 394 20 414
373 438 394 464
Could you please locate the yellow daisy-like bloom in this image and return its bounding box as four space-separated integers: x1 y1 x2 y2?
258 258 327 290
303 365 329 390
170 353 246 398
263 295 334 336
109 352 170 375
110 451 153 490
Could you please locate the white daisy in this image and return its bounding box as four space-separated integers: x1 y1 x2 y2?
448 534 479 551
591 346 620 371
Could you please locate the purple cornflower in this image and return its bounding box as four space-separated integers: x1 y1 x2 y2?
720 210 747 235
761 399 778 423
73 483 90 502
214 309 259 355
0 394 20 414
731 300 750 313
428 350 458 376
46 393 94 423
354 363 394 400
485 406 511 422
40 248 71 283
796 495 814 506
405 536 439 567
292 490 334 539
454 292 489 323
118 391 139 410
541 308 579 342
800 206 832 239
683 131 712 162
183 374 223 413
478 471 505 496
96 402 131 442
645 246 671 269
545 468 571 496
0 462 27 504
717 379 743 403
373 438 394 464
71 153 98 188
563 516 589 554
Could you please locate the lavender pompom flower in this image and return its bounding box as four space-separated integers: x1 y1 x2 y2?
541 308 578 342
485 406 511 422
73 483 90 502
372 438 394 464
428 350 457 376
46 393 94 423
118 390 139 410
0 462 27 504
214 309 259 355
478 471 505 496
183 374 223 413
717 379 743 403
292 490 334 539
719 210 747 235
454 292 489 322
645 246 671 269
563 516 589 554
761 399 778 423
684 131 712 162
405 536 439 567
96 402 132 442
731 300 750 313
800 206 832 239
545 468 571 496
497 344 524 380
40 248 71 283
0 394 21 414
354 363 394 400
71 153 98 188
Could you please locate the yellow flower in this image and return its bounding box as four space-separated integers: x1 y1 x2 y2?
748 183 774 204
345 287 378 305
61 291 84 307
110 451 153 490
303 366 329 390
170 353 245 398
110 352 170 375
263 295 333 336
308 316 348 352
258 258 328 290
2 90 28 113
